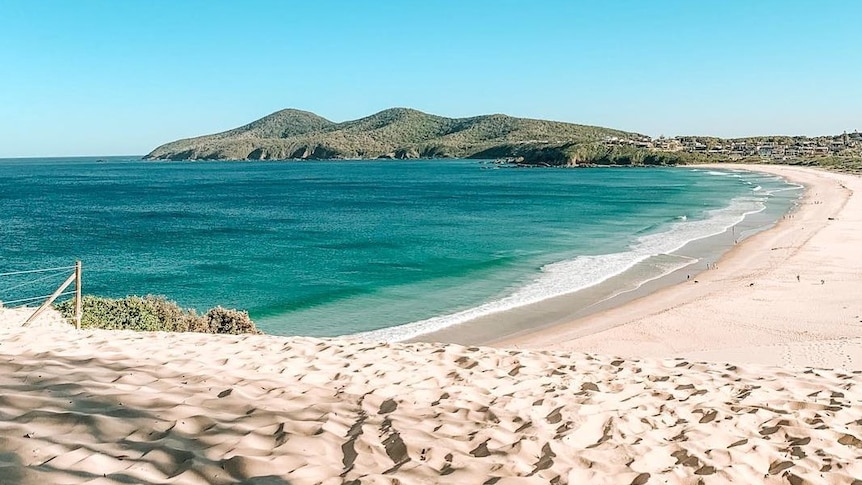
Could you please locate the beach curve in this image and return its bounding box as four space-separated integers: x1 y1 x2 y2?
497 164 862 369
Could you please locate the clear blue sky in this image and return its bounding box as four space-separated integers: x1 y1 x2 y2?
0 0 859 157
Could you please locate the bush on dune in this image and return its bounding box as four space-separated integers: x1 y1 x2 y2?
203 306 258 334
55 295 262 335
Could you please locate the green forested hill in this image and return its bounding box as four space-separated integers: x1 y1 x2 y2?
143 108 641 162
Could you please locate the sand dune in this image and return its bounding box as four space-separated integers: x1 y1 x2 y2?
1 316 862 484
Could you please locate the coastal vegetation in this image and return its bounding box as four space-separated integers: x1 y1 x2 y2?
476 142 716 166
55 295 261 334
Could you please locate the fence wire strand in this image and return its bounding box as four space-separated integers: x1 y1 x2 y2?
0 266 76 277
0 269 71 295
4 290 77 307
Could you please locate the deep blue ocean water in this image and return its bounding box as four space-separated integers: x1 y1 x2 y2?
0 157 799 338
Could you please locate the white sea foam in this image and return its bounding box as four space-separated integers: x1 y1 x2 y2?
764 183 803 195
583 254 698 309
354 195 768 343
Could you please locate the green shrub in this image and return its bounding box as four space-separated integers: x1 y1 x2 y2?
203 306 260 335
55 295 261 334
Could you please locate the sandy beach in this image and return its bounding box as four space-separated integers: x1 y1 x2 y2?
1 164 861 484
499 164 862 369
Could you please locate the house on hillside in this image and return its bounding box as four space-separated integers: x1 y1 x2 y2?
653 137 683 152
730 143 753 156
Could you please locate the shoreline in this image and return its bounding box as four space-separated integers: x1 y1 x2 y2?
495 163 862 368
411 165 801 346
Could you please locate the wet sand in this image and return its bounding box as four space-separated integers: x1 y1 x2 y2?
416 164 799 346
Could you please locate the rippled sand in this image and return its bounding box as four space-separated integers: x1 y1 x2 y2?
1 315 861 484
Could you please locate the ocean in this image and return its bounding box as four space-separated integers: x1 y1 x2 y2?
0 157 801 340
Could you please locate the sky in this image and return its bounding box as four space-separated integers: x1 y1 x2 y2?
0 0 859 157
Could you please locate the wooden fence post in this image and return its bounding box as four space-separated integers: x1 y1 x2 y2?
74 260 82 330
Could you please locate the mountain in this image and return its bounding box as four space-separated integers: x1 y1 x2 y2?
143 108 640 162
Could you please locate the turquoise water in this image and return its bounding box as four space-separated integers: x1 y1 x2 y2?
0 157 799 338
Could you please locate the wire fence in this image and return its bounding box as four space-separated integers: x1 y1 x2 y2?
3 290 78 307
0 262 82 328
0 266 76 308
0 265 76 277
